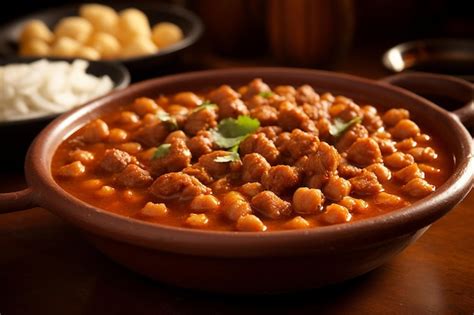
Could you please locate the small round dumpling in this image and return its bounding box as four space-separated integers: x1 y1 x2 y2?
79 4 118 35
19 39 50 56
88 32 121 59
54 17 93 43
117 8 151 43
76 46 101 60
121 37 158 58
50 37 81 57
20 20 54 44
151 22 183 48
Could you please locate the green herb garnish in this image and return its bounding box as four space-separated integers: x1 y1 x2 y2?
157 112 178 130
258 91 274 99
152 143 171 160
329 116 363 137
214 150 240 163
212 115 260 162
191 100 218 113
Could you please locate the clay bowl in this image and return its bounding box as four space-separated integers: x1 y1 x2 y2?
0 68 472 293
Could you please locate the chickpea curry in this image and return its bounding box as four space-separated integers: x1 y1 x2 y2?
52 79 452 232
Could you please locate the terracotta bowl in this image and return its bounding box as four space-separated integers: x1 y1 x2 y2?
0 68 472 293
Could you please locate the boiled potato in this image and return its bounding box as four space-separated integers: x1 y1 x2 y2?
117 8 151 44
76 46 100 60
121 37 158 58
88 32 121 58
50 37 81 57
79 4 118 35
54 17 93 43
20 20 54 44
151 22 183 48
19 39 50 56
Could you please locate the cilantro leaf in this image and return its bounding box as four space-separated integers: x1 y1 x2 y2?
329 116 363 137
191 100 218 113
152 143 171 160
157 112 178 130
258 91 274 99
216 115 260 139
214 151 240 163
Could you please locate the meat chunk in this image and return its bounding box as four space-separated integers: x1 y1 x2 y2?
280 129 319 160
394 164 424 183
347 138 382 167
208 85 240 104
99 149 131 173
365 163 391 182
82 119 109 143
116 164 153 188
335 124 368 152
241 78 271 100
384 152 415 169
257 126 282 141
150 138 191 176
382 108 409 126
295 84 319 105
239 132 279 164
219 98 249 119
261 165 300 195
249 105 278 126
251 191 291 219
278 101 316 133
182 165 213 185
338 162 362 179
349 170 383 196
274 85 296 101
241 153 271 183
408 147 438 162
150 172 211 200
133 122 169 147
402 178 435 197
184 108 218 136
186 130 214 159
331 102 361 122
165 130 188 143
305 142 341 175
198 151 234 179
323 175 351 201
361 105 383 133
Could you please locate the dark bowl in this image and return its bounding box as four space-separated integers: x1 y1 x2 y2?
0 57 130 169
0 3 204 78
0 68 472 293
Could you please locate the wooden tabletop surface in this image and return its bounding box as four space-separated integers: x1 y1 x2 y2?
1 44 473 315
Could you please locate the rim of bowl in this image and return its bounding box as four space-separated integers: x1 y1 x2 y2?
0 57 130 127
26 67 474 258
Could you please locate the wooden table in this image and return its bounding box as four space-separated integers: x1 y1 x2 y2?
1 45 473 315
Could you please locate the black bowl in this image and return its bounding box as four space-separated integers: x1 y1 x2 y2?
0 57 130 170
0 3 204 78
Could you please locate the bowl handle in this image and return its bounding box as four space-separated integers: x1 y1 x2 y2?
379 72 474 128
0 187 37 213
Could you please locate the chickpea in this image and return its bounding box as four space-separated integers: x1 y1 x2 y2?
76 46 101 60
415 134 431 143
133 97 160 116
365 163 391 182
328 103 347 117
293 187 324 214
323 176 351 201
121 37 158 58
418 164 441 175
82 119 110 143
95 185 116 198
140 147 157 161
81 179 103 190
408 147 438 163
54 17 93 43
236 214 267 232
50 37 81 57
165 130 188 143
339 196 368 213
185 213 209 228
190 195 220 213
140 202 168 217
307 173 329 189
321 204 352 225
285 216 311 229
396 138 417 151
108 128 128 143
391 119 420 140
79 4 118 35
221 191 252 221
210 177 231 194
142 113 158 125
88 32 121 59
172 92 202 108
57 161 85 177
384 152 415 169
394 164 424 183
239 182 263 198
20 20 54 44
69 149 94 164
374 192 405 208
382 108 409 126
118 111 140 124
117 142 142 154
151 22 184 48
320 92 335 103
118 8 151 43
402 178 435 197
167 104 189 117
122 190 144 203
20 39 50 56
